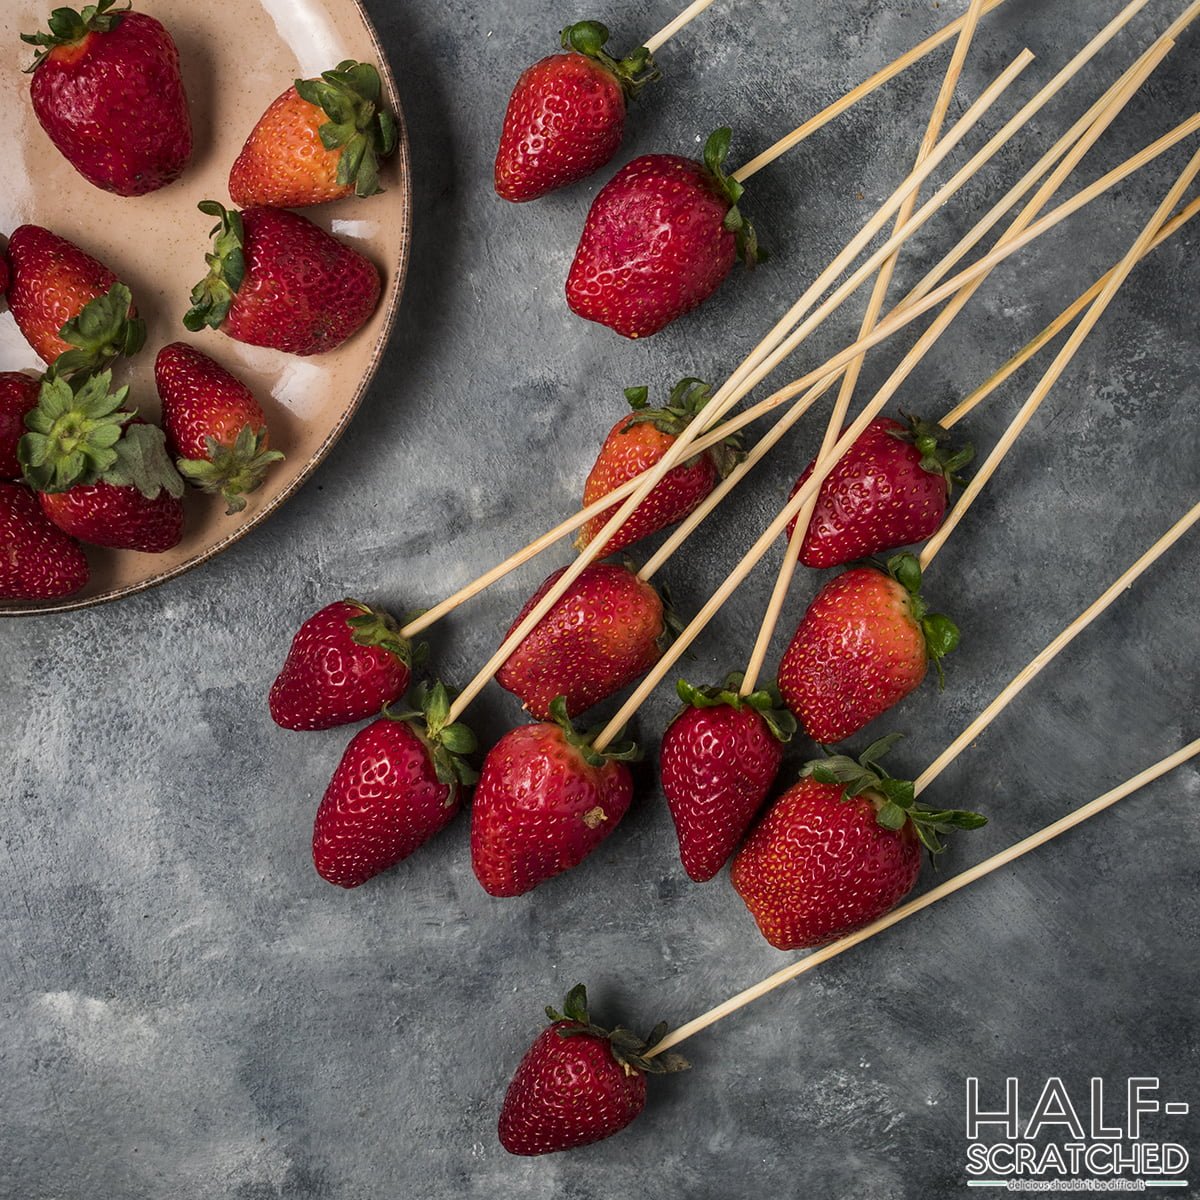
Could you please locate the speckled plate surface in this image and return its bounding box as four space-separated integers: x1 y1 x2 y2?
0 0 411 616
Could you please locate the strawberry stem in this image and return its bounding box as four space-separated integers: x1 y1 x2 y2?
559 21 661 100
546 985 689 1075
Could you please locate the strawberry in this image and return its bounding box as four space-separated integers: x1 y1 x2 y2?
6 226 144 372
778 554 960 745
0 253 9 299
499 984 687 1156
565 128 762 339
269 598 419 731
471 699 639 897
731 736 985 949
22 1 191 197
786 414 973 568
660 674 795 882
19 370 184 552
229 60 398 208
575 377 741 556
496 561 670 720
155 342 283 514
0 482 89 601
312 682 477 888
183 202 382 357
494 21 658 203
0 373 42 479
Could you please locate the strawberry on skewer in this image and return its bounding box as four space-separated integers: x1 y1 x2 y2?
230 60 398 208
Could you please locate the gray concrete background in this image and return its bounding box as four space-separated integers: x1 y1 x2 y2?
2 0 1199 1196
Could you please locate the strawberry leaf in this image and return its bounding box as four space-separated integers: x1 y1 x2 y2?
560 20 661 100
183 202 247 333
177 424 283 514
21 0 128 69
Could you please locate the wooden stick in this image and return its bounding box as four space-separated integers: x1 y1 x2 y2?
941 196 1200 429
730 0 1012 182
646 738 1200 1058
914 499 1200 797
442 54 1032 725
642 0 718 55
739 0 988 696
919 142 1200 571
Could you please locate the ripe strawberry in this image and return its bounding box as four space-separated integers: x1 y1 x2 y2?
495 21 658 203
0 374 42 479
19 370 184 552
786 414 973 568
312 682 477 888
496 561 670 720
183 202 382 357
269 598 418 731
22 1 191 197
155 342 283 514
6 226 144 372
575 378 741 556
0 482 89 601
731 736 985 949
230 60 398 208
778 554 960 745
566 128 762 338
471 699 639 897
660 674 795 882
499 983 687 1156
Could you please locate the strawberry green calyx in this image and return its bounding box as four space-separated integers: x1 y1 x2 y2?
51 284 146 380
19 370 184 500
176 425 284 514
621 377 743 477
559 21 661 100
548 695 641 767
675 672 797 743
183 201 247 333
547 984 689 1076
889 412 974 492
21 0 128 70
801 733 986 854
294 60 399 198
702 128 764 267
881 552 960 687
385 680 479 790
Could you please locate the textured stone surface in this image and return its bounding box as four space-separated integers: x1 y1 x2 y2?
2 1 1199 1196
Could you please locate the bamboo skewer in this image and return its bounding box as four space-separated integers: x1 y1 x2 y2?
642 0 719 55
739 0 988 697
646 737 1200 1058
914 499 1200 797
441 54 1033 725
919 142 1200 571
729 0 1014 182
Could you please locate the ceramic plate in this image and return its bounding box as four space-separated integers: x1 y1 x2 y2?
0 0 411 616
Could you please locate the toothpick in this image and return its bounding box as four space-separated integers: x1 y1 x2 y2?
645 737 1200 1058
642 0 719 55
739 0 988 697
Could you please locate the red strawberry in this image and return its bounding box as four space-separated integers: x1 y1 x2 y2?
575 378 741 556
184 202 382 357
660 674 794 882
496 561 669 720
565 128 761 339
778 554 960 745
0 254 9 299
6 226 144 372
269 598 418 731
0 482 89 601
499 984 687 1156
19 370 184 552
495 21 657 203
22 1 191 197
155 342 284 514
312 682 477 888
0 373 42 479
230 60 398 208
786 415 973 568
471 699 638 897
731 737 985 949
